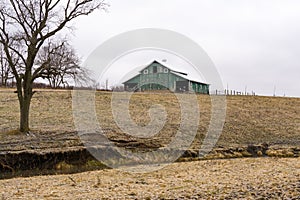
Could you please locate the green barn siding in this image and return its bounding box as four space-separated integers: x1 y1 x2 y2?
139 64 181 90
141 84 167 91
190 81 209 94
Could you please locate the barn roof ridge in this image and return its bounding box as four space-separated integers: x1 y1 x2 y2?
138 59 188 74
123 59 208 85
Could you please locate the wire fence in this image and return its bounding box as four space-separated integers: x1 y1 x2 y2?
212 89 256 96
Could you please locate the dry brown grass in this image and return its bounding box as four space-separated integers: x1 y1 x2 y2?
0 157 299 199
220 95 300 147
0 88 299 149
0 89 74 133
0 90 299 198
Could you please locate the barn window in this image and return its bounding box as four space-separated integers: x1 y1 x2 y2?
164 68 169 73
144 69 148 74
153 66 157 73
158 66 163 73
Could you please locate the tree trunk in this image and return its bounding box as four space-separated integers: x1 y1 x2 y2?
1 66 4 87
19 94 32 132
16 75 33 133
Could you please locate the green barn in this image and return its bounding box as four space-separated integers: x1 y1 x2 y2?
123 60 209 94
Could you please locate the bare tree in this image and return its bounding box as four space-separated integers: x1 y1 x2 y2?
36 41 89 89
0 44 13 87
0 0 108 132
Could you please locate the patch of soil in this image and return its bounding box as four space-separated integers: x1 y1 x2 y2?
0 130 299 179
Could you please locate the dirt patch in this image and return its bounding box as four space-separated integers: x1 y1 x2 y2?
0 131 299 179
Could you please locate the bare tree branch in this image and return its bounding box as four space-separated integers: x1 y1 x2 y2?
34 41 92 88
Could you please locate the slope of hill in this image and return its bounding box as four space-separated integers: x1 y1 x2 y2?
0 89 299 178
1 89 299 149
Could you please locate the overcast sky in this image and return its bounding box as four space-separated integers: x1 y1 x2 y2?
70 0 300 97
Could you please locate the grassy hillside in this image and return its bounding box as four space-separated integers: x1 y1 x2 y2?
0 89 299 149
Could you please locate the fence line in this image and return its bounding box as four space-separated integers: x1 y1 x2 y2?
213 89 256 96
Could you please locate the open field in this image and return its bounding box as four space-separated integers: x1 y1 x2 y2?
0 157 299 199
1 88 299 149
0 89 299 198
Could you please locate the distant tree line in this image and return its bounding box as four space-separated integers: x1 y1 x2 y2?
0 45 13 87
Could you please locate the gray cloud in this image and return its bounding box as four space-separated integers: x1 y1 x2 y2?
71 0 300 97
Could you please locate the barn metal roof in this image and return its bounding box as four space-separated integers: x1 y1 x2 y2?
170 71 209 85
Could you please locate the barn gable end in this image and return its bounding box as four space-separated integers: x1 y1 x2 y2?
123 60 209 94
